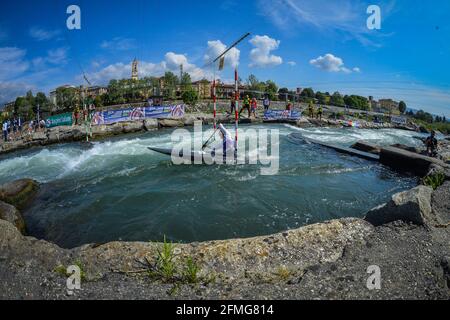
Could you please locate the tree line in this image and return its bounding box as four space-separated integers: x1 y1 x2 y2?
5 73 446 122
405 109 447 124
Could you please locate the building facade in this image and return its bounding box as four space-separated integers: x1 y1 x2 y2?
84 86 108 98
192 80 212 99
1 101 16 117
379 99 399 112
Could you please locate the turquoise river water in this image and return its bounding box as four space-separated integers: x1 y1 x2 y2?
0 124 423 248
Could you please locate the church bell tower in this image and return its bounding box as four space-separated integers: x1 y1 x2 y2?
131 58 139 80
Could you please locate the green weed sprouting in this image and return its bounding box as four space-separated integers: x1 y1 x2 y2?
149 236 203 285
423 172 446 190
154 235 176 281
183 257 200 284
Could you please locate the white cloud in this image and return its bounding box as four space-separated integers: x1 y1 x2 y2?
257 0 393 47
46 47 68 65
100 37 137 51
163 52 208 80
287 61 296 66
0 82 34 104
310 53 360 73
31 47 69 69
0 46 68 104
86 52 209 85
163 52 190 70
310 54 344 72
29 27 61 41
204 40 240 68
0 47 30 81
86 63 133 83
249 35 283 68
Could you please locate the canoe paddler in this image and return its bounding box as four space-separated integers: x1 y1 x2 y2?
202 124 236 162
207 124 235 162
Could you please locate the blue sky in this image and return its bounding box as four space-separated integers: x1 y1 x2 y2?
0 0 449 116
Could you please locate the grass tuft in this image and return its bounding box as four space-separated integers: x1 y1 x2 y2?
183 257 200 284
423 172 446 190
148 236 203 285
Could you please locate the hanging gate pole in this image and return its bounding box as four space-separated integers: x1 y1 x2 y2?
213 78 217 130
234 68 239 163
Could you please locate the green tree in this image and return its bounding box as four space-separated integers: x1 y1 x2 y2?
278 88 289 101
265 80 278 100
163 71 179 99
56 87 79 110
35 92 51 115
344 95 369 110
14 96 30 118
25 90 35 107
315 91 327 105
94 95 104 108
245 74 266 98
247 74 259 89
414 110 434 123
180 72 192 89
182 88 198 106
399 101 407 114
300 88 315 98
330 92 345 107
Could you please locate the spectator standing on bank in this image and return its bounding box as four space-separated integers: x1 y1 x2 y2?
251 98 258 118
39 119 46 131
28 120 34 135
18 116 22 137
317 106 323 120
229 96 236 116
11 117 17 140
2 121 8 142
263 96 270 112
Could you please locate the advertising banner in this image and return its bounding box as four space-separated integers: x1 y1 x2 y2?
391 116 407 125
264 109 301 121
91 105 185 125
45 113 73 128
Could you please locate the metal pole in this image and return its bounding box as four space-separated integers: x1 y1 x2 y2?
213 78 217 130
212 33 250 64
234 68 239 163
204 32 251 68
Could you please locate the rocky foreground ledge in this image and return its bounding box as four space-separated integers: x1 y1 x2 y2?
0 176 449 299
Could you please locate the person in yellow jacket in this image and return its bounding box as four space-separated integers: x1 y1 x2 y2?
239 95 251 118
308 102 315 118
317 106 323 120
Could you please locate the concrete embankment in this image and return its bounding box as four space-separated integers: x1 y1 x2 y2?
351 139 450 176
291 131 449 176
